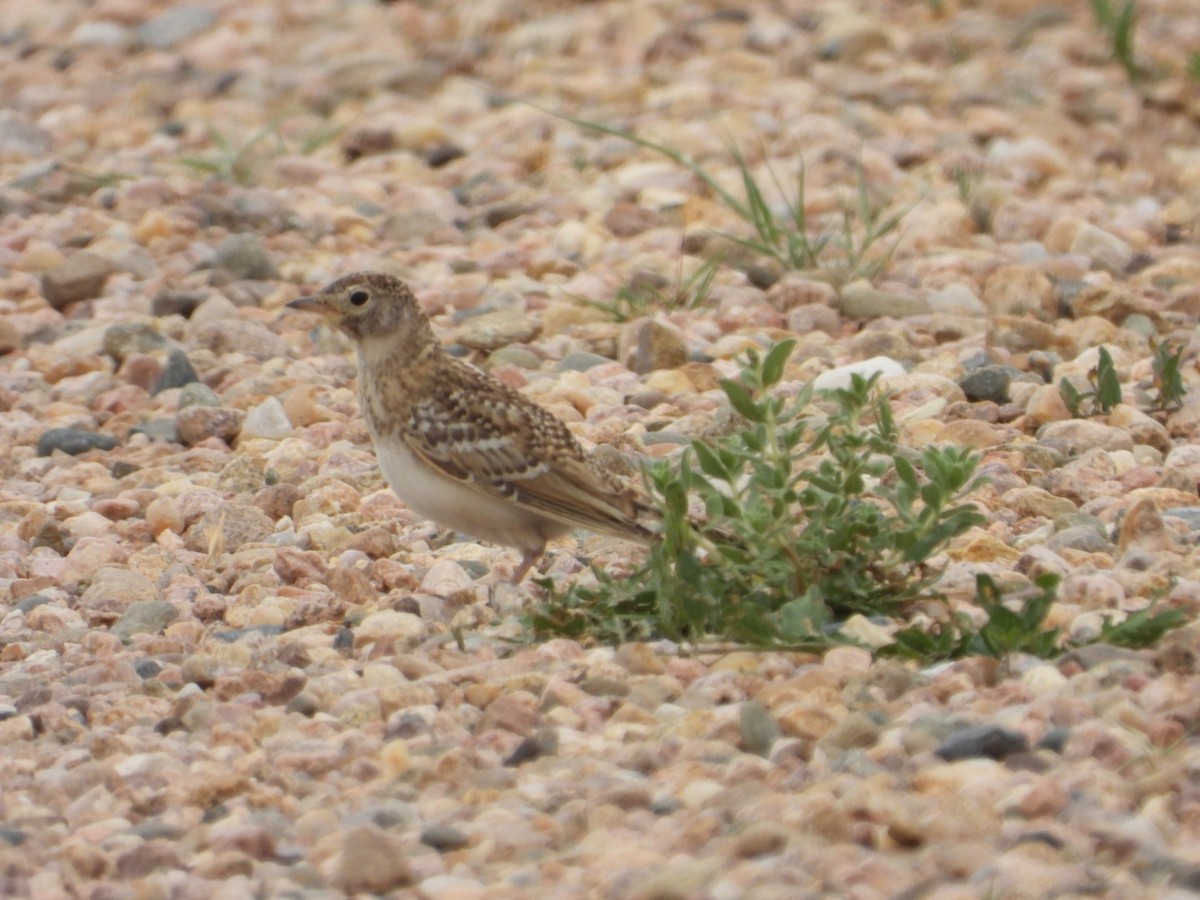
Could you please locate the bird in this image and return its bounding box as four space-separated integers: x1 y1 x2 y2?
287 272 656 582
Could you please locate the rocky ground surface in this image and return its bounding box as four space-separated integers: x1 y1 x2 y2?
1 0 1200 897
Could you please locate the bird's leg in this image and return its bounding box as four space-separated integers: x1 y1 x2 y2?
510 548 543 585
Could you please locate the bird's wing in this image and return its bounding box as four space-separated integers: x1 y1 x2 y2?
404 370 652 543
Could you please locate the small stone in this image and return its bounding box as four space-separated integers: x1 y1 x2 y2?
130 418 180 443
1037 420 1135 456
420 824 470 852
190 318 291 361
176 406 245 446
41 252 116 309
957 366 1011 404
153 349 200 393
102 322 167 362
982 265 1056 318
37 428 119 457
1045 525 1109 553
733 821 790 858
488 346 541 369
111 600 180 641
927 283 986 316
819 14 890 60
820 710 883 752
618 318 689 374
178 382 223 409
145 496 184 536
786 303 841 336
1118 497 1173 556
838 283 930 319
1023 384 1072 425
739 700 781 756
603 202 662 237
151 290 207 319
240 397 293 441
935 724 1029 761
425 143 466 168
455 310 540 351
767 275 838 311
210 233 279 281
1107 404 1171 453
0 112 51 158
332 825 412 894
183 503 275 552
1070 224 1133 273
136 5 217 49
813 356 906 391
355 610 424 645
558 350 610 372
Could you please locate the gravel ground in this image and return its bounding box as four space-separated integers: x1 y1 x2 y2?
2 1 1200 897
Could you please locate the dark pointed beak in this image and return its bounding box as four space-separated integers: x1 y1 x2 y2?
287 295 330 313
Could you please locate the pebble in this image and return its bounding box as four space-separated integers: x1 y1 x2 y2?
37 428 119 457
110 601 180 641
41 252 115 309
982 264 1057 318
1069 223 1133 273
102 322 168 362
838 284 931 320
456 309 540 351
957 365 1011 404
153 349 200 393
176 406 245 446
935 725 1030 761
813 356 906 391
240 397 293 441
618 318 689 374
136 5 218 49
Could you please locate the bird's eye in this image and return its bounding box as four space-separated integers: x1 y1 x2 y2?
349 290 370 307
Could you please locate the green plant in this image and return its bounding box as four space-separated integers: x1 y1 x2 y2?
952 165 983 206
1099 603 1189 649
543 109 912 284
529 342 986 649
1059 345 1122 416
179 117 344 185
1188 51 1200 81
881 573 1190 661
573 252 723 323
1151 339 1187 409
1090 0 1141 82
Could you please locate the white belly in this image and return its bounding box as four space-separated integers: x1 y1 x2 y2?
370 430 561 553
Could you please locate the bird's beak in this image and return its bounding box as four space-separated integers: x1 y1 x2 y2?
287 294 331 314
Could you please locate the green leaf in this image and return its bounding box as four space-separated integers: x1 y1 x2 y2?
693 441 733 482
761 339 797 388
1097 606 1189 649
721 379 764 423
1093 346 1122 412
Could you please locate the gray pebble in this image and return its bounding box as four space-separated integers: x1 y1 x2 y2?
37 428 119 457
740 699 781 756
211 233 280 281
154 349 200 393
178 382 222 409
130 418 181 443
420 824 470 852
957 365 1012 404
103 321 168 362
136 5 217 50
935 724 1029 761
111 600 180 641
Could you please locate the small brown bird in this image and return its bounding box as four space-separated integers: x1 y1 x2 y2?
288 272 655 582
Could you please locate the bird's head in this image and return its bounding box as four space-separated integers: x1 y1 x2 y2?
288 272 431 344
